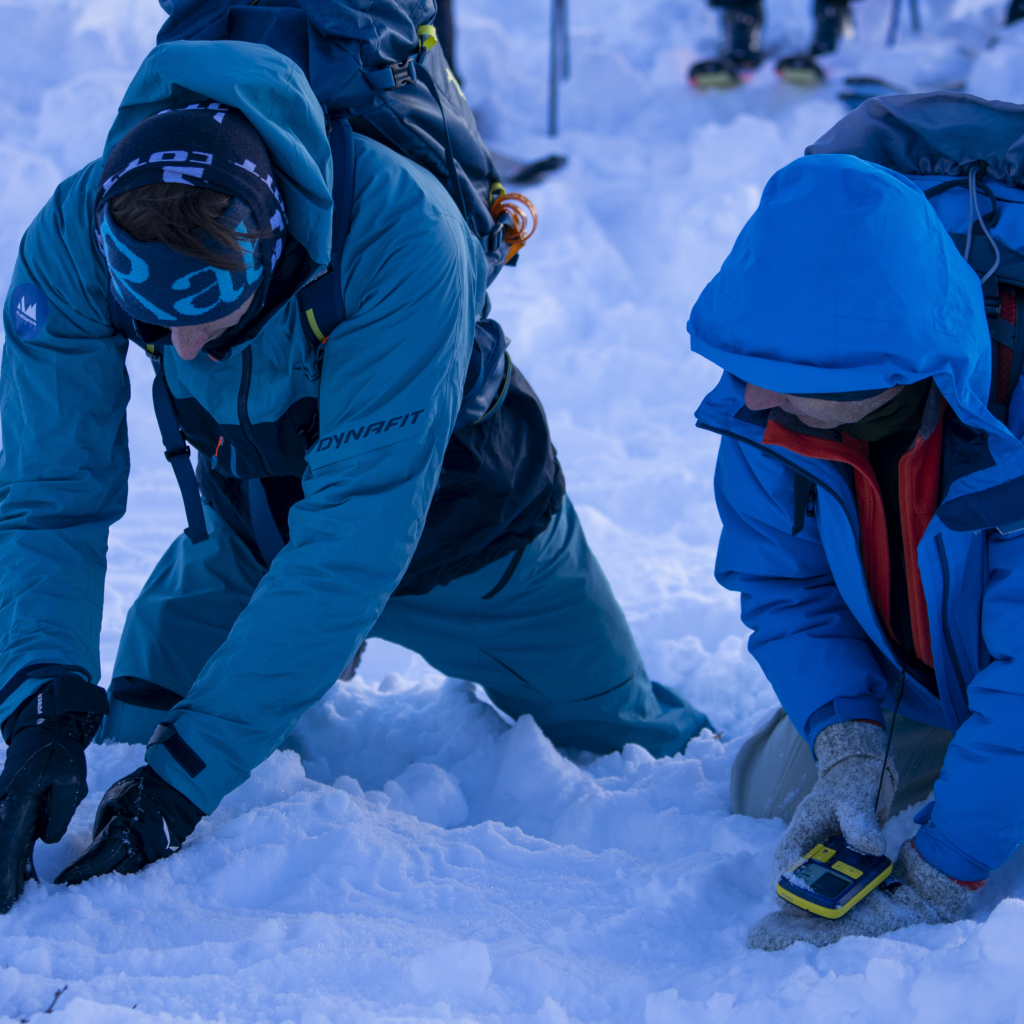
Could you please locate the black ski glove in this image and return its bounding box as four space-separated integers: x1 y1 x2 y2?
56 765 203 884
0 676 108 913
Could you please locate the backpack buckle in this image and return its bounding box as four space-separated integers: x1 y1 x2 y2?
367 58 419 91
164 444 191 462
391 58 418 88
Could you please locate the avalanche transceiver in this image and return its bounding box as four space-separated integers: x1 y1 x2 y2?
777 836 893 919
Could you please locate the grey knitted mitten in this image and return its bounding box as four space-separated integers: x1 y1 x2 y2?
749 839 978 950
770 720 897 893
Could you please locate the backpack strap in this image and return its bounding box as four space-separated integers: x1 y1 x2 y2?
362 26 470 225
925 179 1024 427
412 64 470 222
297 118 355 345
981 276 1022 425
151 358 210 544
941 227 1024 427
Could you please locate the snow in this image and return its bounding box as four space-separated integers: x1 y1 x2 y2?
3 0 1024 1020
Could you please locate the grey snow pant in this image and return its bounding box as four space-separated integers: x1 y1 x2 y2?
731 706 953 822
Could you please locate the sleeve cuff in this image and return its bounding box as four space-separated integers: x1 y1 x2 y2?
913 820 991 883
146 740 218 816
804 695 884 753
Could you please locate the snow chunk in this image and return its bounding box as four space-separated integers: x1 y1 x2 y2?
384 763 470 828
409 939 492 1000
645 988 736 1024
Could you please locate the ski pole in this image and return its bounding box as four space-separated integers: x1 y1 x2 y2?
548 0 570 136
886 0 902 45
558 0 570 80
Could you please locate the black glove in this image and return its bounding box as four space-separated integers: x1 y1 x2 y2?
56 765 203 884
0 676 108 913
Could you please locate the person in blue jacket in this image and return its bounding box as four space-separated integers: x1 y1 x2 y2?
689 152 1024 948
0 40 709 910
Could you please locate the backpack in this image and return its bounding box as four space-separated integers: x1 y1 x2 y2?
157 0 526 284
806 92 1024 427
112 0 534 548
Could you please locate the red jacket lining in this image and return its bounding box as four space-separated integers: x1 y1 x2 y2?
762 408 945 668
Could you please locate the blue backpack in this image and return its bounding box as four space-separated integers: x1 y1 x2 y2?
114 0 532 547
157 0 523 284
807 93 1024 428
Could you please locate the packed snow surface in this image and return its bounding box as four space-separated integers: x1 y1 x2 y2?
3 0 1024 1020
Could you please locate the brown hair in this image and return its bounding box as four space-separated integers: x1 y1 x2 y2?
108 183 258 271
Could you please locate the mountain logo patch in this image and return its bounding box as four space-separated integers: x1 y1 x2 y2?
10 283 48 341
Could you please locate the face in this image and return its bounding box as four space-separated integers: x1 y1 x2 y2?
744 383 904 429
168 293 256 361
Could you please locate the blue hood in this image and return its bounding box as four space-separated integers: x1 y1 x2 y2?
688 154 992 400
689 153 1024 525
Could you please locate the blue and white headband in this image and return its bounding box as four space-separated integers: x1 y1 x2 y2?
95 104 287 327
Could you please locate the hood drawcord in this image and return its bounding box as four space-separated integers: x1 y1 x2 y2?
966 162 1001 285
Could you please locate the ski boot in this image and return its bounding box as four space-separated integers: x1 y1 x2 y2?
776 0 852 86
690 0 763 89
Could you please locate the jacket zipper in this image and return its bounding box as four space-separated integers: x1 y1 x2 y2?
238 346 271 476
696 420 859 537
697 419 912 673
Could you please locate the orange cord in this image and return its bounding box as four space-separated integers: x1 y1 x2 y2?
489 192 538 263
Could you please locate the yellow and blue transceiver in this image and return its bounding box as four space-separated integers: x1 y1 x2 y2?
777 836 893 919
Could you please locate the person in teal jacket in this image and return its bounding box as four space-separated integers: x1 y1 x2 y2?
0 41 709 909
690 152 1024 948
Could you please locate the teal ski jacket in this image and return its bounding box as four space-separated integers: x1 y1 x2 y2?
0 41 490 812
691 154 1024 882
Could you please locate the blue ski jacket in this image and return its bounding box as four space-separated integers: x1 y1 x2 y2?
0 42 501 812
690 154 1024 882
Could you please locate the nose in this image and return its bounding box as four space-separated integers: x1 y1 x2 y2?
169 325 210 362
744 383 787 411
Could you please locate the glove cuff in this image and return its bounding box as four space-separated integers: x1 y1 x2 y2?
139 765 204 846
91 766 204 864
2 676 110 744
898 839 977 922
813 719 888 774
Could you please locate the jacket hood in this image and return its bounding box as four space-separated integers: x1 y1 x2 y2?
690 153 1024 533
688 154 993 403
103 40 333 266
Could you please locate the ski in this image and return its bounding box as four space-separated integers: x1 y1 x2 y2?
689 57 743 89
490 151 568 186
776 54 826 87
689 52 765 90
838 75 906 108
837 75 964 109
